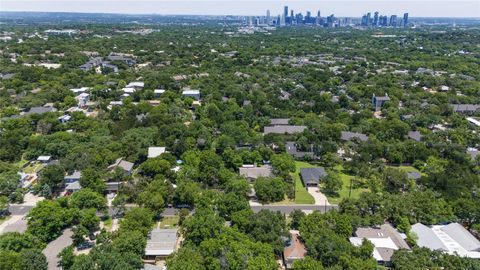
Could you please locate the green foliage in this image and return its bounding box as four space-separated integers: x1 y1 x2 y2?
392 247 480 270
38 164 65 196
26 200 74 243
271 153 296 177
79 167 106 193
69 188 107 212
254 177 285 203
119 207 154 236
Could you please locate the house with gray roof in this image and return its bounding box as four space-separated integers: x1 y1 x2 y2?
286 141 314 159
341 131 368 142
239 165 273 180
24 106 57 115
372 94 390 111
300 167 327 187
108 158 134 174
451 104 480 114
144 228 178 260
270 118 290 125
349 223 410 265
411 223 480 258
407 131 423 142
64 170 82 184
264 125 307 135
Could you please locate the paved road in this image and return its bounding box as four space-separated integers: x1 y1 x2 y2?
251 204 338 214
42 229 73 270
8 204 33 215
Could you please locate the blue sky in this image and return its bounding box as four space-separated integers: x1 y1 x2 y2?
1 0 479 17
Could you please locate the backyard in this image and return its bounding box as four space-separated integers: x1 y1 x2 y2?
292 161 316 204
293 161 368 205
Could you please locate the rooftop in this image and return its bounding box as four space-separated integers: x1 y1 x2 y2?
148 147 167 158
300 167 327 186
263 125 307 135
341 131 368 142
239 165 273 179
145 228 178 256
270 118 290 125
351 223 410 263
411 222 480 258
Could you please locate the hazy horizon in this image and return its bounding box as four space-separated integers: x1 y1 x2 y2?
1 0 479 18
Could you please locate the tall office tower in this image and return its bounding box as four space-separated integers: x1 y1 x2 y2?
280 13 286 26
266 10 271 25
403 13 409 27
277 15 281 26
316 10 321 25
366 12 372 25
290 10 294 25
248 16 253 26
306 11 311 24
389 15 397 27
361 14 367 26
284 6 288 21
373 11 379 26
382 16 388 26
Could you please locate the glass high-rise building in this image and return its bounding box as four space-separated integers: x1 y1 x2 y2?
403 13 409 27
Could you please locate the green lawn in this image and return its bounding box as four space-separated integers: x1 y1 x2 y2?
292 161 315 204
103 216 113 230
159 216 179 229
388 165 425 176
293 162 368 205
22 162 44 174
326 165 369 204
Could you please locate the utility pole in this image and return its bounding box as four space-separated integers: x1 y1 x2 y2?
349 178 353 198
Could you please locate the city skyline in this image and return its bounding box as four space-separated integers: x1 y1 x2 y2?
2 0 480 18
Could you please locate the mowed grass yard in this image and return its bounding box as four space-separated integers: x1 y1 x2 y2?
292 161 315 204
292 161 368 205
327 165 369 204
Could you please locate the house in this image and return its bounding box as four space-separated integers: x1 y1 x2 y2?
144 228 178 260
406 171 421 180
300 167 327 187
467 148 479 161
466 117 480 127
126 81 144 89
372 94 390 111
106 182 122 192
24 106 57 115
451 104 480 114
75 93 90 107
239 165 273 180
70 87 90 95
182 89 201 101
108 158 134 174
340 131 368 142
270 118 290 125
37 156 52 163
349 223 410 265
64 171 82 184
283 230 307 269
65 181 81 193
154 89 165 98
58 115 71 123
148 147 167 159
122 87 136 94
411 223 480 258
263 125 307 135
407 131 423 142
285 141 314 159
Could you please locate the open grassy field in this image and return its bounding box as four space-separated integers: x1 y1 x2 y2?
159 216 179 229
326 165 369 204
292 161 315 204
22 162 44 174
